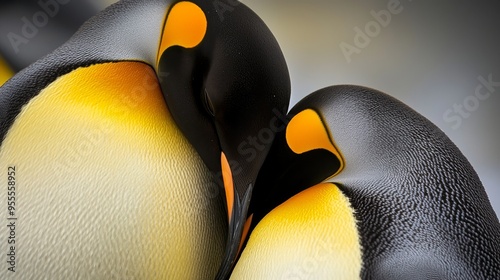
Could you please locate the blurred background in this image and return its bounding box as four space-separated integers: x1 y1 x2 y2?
0 0 498 215
244 0 500 216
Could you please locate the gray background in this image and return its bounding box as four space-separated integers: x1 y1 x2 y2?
241 0 499 215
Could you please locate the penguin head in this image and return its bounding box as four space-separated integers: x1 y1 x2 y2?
249 87 344 223
155 0 290 275
0 0 289 278
250 85 423 223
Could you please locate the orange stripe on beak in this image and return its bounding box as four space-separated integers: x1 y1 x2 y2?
238 214 254 255
221 152 235 221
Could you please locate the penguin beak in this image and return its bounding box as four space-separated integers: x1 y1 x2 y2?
217 152 255 279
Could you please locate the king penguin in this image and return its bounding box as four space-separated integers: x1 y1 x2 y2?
232 85 500 279
0 0 290 279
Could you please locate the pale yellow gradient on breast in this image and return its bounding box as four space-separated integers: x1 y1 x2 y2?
231 183 362 280
0 62 225 279
0 55 14 86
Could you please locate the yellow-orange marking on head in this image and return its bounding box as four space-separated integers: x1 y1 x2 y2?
157 1 207 65
286 109 344 176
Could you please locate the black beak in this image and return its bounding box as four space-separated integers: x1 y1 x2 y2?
215 152 255 279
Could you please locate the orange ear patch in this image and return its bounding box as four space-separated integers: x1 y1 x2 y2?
157 1 207 64
286 109 344 176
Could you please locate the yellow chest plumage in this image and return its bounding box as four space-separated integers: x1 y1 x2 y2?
231 183 362 280
0 62 225 279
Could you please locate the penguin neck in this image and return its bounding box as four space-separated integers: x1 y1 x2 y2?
64 0 172 66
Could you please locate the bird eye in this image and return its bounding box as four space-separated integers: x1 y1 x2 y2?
203 88 215 117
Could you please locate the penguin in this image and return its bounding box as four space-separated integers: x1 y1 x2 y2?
232 85 500 279
0 0 290 279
